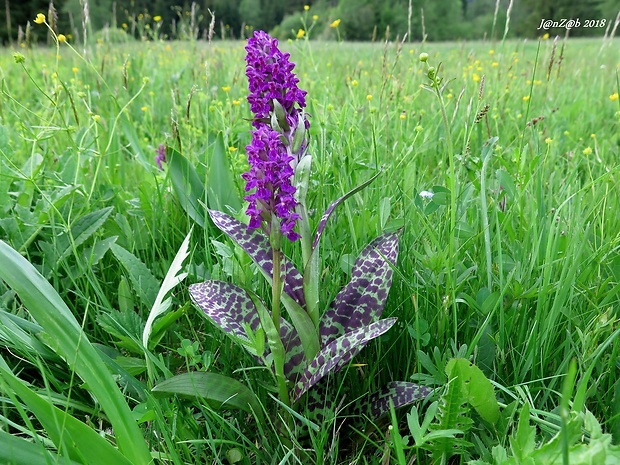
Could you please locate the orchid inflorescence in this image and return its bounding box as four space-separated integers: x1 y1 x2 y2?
188 30 432 424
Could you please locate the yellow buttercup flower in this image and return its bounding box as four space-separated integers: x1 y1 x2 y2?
57 34 66 42
153 16 162 22
542 33 549 40
296 29 305 39
610 93 619 101
304 5 310 10
34 13 46 24
582 147 592 155
522 95 530 101
330 19 341 28
72 67 79 73
366 94 373 101
351 79 358 87
222 86 231 92
313 15 318 21
229 146 238 152
545 138 553 144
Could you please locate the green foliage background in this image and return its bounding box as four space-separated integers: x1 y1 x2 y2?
1 0 619 45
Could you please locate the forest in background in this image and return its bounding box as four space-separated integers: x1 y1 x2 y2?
2 0 619 45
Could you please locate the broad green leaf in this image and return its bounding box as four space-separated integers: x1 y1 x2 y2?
168 148 206 228
445 358 500 424
110 243 160 308
0 356 134 465
206 133 241 213
0 429 82 465
152 372 263 420
0 240 152 465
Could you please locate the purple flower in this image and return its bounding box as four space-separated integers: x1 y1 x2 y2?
155 144 167 170
242 31 311 242
241 126 301 242
245 30 308 129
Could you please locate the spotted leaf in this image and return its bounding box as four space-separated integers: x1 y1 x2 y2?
354 381 434 420
189 281 302 372
208 210 305 308
319 232 399 346
292 318 397 403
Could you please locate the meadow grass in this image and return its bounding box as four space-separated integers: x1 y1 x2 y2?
0 33 619 464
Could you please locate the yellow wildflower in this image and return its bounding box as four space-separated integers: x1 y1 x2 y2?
545 138 553 144
400 113 406 120
232 99 241 106
590 133 596 138
491 61 499 67
313 15 318 21
610 93 619 101
304 5 310 10
222 86 231 92
57 34 66 42
229 146 238 152
72 67 79 73
141 106 148 112
351 79 358 87
366 94 373 101
330 19 341 28
523 96 530 101
296 29 305 39
582 147 592 155
34 13 46 24
154 15 162 22
542 33 549 40
489 49 494 55
472 73 480 82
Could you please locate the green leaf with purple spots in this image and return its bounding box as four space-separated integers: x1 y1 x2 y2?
319 232 399 346
357 382 434 420
303 172 381 326
208 210 305 308
292 318 397 403
188 280 304 375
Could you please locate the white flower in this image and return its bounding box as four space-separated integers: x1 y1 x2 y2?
419 190 434 199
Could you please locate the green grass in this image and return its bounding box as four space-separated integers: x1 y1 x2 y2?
0 32 619 464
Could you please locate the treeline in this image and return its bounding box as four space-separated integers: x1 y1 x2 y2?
2 0 619 45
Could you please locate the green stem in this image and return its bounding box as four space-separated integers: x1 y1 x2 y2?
272 246 282 339
432 73 458 343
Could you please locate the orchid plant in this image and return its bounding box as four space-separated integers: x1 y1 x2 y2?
187 31 432 421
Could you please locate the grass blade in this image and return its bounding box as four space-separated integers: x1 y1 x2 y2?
0 240 152 465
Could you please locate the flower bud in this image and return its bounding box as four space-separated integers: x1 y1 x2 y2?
291 113 306 153
419 52 429 62
272 99 289 131
427 66 436 79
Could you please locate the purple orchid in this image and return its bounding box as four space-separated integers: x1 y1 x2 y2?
155 144 167 170
243 30 310 241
